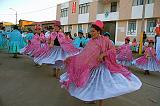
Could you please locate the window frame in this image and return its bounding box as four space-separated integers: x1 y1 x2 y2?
146 0 154 4
111 2 117 12
133 0 144 6
60 8 68 17
68 25 72 32
127 20 137 36
87 23 92 33
78 24 83 32
79 3 90 14
146 19 156 35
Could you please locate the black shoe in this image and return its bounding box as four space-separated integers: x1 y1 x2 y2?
84 101 96 104
147 70 150 75
35 63 41 67
13 55 18 58
13 54 18 58
144 71 147 75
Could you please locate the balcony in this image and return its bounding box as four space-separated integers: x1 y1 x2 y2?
131 3 154 19
60 17 68 25
145 3 154 18
101 0 119 1
101 0 119 3
79 0 92 4
96 12 119 21
78 13 89 23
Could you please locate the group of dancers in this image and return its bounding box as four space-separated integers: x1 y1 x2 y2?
117 36 160 75
1 20 160 106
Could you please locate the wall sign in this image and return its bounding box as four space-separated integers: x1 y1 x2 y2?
72 2 76 13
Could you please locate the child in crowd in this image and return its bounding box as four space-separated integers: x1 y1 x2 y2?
133 39 160 75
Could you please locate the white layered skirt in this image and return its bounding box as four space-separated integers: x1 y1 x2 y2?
34 46 78 66
60 64 142 101
132 57 160 72
19 46 34 56
156 50 160 61
117 60 133 67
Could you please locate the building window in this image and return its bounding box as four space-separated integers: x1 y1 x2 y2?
146 0 154 4
127 20 137 35
133 0 144 6
61 26 64 32
79 3 90 14
61 8 68 17
133 0 154 5
146 19 156 34
68 25 72 32
111 2 117 12
78 24 82 31
87 24 92 33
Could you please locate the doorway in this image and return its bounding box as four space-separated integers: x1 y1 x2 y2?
103 21 116 43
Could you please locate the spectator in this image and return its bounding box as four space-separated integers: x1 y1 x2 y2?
103 32 114 45
131 38 138 53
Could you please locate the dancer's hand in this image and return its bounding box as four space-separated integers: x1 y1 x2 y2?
49 44 53 48
98 53 105 62
28 40 31 45
64 58 70 64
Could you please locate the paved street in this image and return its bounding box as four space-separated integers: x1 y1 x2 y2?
0 50 160 106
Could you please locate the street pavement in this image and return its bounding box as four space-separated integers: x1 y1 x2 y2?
0 50 160 106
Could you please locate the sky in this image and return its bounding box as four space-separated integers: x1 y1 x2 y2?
0 0 70 24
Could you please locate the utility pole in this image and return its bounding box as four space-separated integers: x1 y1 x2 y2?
139 0 147 55
9 8 17 25
16 11 17 25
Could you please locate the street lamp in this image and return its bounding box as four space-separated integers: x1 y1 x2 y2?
9 8 17 25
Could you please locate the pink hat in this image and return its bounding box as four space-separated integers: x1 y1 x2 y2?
54 20 61 26
34 25 42 30
92 20 104 29
148 39 154 43
125 37 130 41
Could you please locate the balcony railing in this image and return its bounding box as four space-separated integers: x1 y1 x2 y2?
96 11 119 21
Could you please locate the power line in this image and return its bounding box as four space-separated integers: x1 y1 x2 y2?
0 13 15 15
19 6 56 14
0 5 57 15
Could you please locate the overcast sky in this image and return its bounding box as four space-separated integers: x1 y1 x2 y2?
0 0 70 24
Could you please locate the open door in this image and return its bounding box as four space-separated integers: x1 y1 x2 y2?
103 21 116 43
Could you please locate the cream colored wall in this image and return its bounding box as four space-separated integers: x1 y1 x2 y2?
82 24 88 35
71 25 78 35
89 1 98 22
137 20 142 40
57 0 159 45
68 24 89 37
64 26 68 32
95 0 120 14
116 20 140 44
116 19 159 45
119 0 132 20
97 0 105 14
68 0 79 24
116 20 127 42
56 4 61 21
153 0 160 18
117 1 120 12
57 0 160 21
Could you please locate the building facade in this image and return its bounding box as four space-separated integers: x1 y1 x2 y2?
19 20 55 31
56 0 160 45
0 22 14 32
